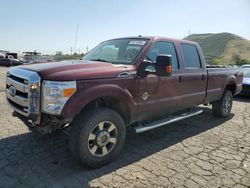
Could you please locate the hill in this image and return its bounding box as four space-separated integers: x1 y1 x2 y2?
184 32 250 65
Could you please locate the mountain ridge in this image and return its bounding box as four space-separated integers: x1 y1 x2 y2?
184 32 250 65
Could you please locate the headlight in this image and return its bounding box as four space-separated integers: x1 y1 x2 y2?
42 80 76 114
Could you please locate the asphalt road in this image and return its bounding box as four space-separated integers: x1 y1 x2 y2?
0 67 249 188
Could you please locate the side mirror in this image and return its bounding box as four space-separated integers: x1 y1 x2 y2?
138 59 154 76
155 54 172 77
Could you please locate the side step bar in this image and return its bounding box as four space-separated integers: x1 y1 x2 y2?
135 108 203 133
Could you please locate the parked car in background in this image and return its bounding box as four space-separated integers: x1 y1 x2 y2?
241 67 250 95
0 53 5 59
0 55 22 67
241 64 250 68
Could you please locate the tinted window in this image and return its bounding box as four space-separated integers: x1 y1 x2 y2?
146 41 179 69
181 44 201 68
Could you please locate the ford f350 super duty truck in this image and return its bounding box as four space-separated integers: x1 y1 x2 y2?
6 36 243 168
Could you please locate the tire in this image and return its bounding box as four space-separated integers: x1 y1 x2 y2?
69 107 126 168
212 90 233 117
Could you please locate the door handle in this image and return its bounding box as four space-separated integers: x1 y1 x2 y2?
179 76 182 83
202 74 205 80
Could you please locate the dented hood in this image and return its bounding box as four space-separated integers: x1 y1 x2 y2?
20 60 136 81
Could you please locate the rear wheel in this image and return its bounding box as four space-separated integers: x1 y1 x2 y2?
212 90 233 117
69 107 126 168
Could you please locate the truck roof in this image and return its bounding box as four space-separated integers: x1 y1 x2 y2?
107 36 197 45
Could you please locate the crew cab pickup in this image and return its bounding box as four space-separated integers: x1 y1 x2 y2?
6 36 243 168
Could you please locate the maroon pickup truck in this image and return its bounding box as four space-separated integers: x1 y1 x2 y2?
6 36 243 168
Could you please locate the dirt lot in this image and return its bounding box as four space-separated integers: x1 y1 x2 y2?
0 67 249 188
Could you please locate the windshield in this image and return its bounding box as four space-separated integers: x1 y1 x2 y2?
243 68 250 78
83 38 148 64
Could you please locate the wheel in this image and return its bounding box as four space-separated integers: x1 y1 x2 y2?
69 107 126 168
212 90 233 117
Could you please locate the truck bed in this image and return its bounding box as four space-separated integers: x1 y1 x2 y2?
205 67 243 103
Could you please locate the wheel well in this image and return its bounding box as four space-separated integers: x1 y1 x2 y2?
80 97 130 124
225 83 236 95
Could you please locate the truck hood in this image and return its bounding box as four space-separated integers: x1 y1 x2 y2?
243 77 250 85
20 60 136 80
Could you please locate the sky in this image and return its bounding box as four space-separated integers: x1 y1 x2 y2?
0 0 249 55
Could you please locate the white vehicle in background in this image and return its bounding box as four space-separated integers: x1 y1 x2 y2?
241 64 250 68
241 65 250 95
22 51 53 64
0 53 5 58
23 51 42 64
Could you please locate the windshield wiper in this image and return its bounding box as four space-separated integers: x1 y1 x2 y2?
89 58 112 63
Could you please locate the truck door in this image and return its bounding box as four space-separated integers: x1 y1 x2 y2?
178 43 207 107
137 41 184 120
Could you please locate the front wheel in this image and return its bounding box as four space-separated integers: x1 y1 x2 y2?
212 90 233 117
69 107 126 168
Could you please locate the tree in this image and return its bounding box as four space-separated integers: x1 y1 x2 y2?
231 53 241 63
211 58 221 65
235 59 250 66
55 51 63 56
230 53 250 66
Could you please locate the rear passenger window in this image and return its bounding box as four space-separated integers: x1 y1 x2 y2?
181 44 201 68
146 41 179 70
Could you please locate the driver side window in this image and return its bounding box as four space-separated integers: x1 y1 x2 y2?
146 41 179 70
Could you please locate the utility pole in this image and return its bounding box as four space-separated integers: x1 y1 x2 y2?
74 24 79 54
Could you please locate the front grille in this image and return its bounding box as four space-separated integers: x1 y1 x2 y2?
6 67 41 123
6 75 29 115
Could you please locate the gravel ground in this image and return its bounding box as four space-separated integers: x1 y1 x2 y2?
0 67 249 188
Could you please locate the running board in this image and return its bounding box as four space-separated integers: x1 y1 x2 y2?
135 108 203 133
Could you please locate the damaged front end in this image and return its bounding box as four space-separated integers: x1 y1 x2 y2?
6 67 74 134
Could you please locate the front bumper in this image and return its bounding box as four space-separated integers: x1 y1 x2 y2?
12 111 70 134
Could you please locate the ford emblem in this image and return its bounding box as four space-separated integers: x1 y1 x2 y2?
9 85 17 97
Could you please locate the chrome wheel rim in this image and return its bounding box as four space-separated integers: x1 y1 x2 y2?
88 121 117 157
223 96 232 113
